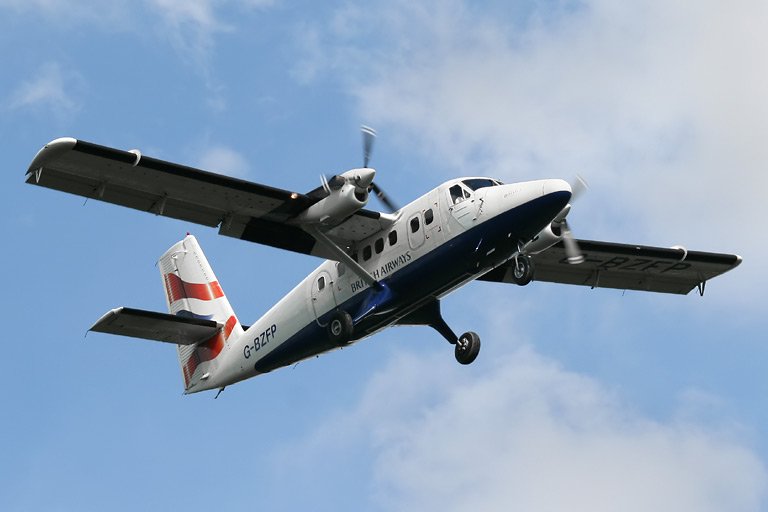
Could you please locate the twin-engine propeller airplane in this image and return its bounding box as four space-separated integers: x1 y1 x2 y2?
25 127 741 396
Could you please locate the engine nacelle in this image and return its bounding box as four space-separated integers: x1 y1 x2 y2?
298 181 369 224
523 222 563 254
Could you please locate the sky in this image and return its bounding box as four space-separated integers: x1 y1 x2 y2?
2 0 767 510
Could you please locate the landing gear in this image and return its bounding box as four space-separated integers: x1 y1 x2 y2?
328 310 354 345
511 254 534 286
401 300 482 365
455 331 481 365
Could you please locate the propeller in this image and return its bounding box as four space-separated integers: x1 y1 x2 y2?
360 125 399 213
370 182 398 213
555 175 589 264
571 174 589 201
560 219 585 264
362 125 376 168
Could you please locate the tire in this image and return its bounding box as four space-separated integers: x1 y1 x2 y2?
511 255 534 286
455 331 481 365
328 310 354 345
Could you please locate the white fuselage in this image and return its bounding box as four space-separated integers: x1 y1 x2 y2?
199 178 572 391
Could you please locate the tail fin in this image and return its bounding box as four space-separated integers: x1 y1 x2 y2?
158 235 243 393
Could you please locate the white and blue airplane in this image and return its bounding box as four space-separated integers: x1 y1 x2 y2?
25 128 741 396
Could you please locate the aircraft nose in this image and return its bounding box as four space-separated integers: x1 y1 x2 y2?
542 179 572 198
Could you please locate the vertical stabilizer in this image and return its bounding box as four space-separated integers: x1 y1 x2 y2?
158 235 243 392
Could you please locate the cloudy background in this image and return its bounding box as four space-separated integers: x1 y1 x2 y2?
2 1 766 510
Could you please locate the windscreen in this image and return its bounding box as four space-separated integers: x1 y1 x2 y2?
462 178 498 191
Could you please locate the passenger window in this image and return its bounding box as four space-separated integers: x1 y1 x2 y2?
424 209 434 225
363 245 372 261
318 276 325 291
375 238 384 254
351 251 359 263
388 230 398 246
410 216 420 233
337 262 346 277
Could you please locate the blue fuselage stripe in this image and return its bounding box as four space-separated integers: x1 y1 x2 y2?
253 191 569 373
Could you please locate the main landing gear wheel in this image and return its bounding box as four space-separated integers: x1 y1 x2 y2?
328 310 354 345
455 331 481 365
512 255 535 286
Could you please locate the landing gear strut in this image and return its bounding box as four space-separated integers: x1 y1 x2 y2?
403 299 482 365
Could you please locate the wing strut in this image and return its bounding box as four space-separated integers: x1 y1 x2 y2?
304 226 381 291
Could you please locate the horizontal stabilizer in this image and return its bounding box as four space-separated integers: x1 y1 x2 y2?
90 307 222 345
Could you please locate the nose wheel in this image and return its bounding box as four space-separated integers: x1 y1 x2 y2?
455 331 481 365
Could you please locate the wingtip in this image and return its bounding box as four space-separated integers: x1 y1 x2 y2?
26 137 78 176
89 307 124 332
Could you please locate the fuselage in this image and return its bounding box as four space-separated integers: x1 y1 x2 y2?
198 177 572 392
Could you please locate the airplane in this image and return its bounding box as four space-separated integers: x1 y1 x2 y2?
25 128 742 396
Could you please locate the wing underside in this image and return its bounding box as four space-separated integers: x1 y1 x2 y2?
25 138 392 258
480 240 742 295
90 307 222 345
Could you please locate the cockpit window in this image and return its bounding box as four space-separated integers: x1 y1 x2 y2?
449 184 469 204
462 178 497 191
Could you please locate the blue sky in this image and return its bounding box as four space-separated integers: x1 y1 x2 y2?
2 1 767 510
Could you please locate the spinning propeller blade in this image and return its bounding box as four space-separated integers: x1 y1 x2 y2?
553 175 590 264
362 125 376 168
571 174 589 201
560 219 585 265
361 125 399 213
370 182 398 213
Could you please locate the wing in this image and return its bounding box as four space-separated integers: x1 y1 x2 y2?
479 239 742 295
25 138 392 258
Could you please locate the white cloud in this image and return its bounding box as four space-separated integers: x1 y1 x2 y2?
145 0 232 90
298 0 768 305
197 145 250 177
142 0 279 107
272 347 767 511
7 62 84 119
0 1 278 109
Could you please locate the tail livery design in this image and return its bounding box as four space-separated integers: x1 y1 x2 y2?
158 235 244 392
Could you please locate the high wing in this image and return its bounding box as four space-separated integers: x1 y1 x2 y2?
479 239 742 295
25 138 393 258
